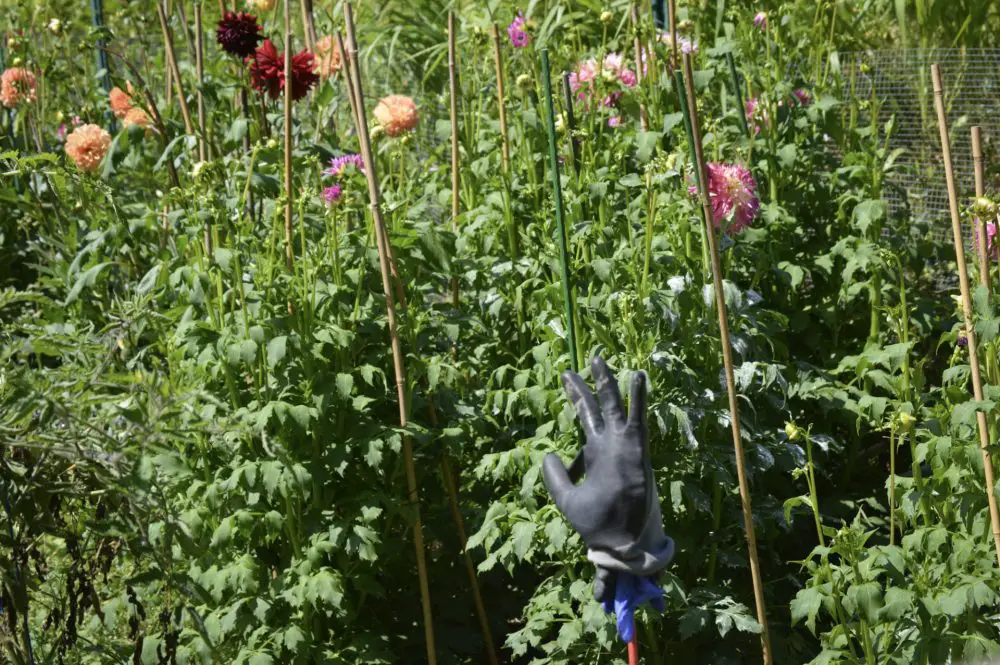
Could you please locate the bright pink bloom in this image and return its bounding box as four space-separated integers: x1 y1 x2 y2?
690 163 759 234
607 115 622 128
619 68 637 88
323 184 343 204
507 13 530 48
974 220 998 258
753 12 767 30
57 124 67 141
793 88 811 106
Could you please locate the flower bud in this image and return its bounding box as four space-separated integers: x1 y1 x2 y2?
11 57 23 67
784 421 801 441
897 411 916 433
678 19 694 32
600 11 614 24
48 19 62 35
516 74 533 90
555 114 566 134
265 138 278 149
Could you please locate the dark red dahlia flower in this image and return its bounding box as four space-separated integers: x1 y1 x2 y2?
289 50 319 100
216 11 263 59
249 39 318 102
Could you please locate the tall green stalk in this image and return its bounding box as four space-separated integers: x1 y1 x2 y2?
541 49 579 372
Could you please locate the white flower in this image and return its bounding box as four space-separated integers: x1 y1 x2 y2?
48 19 62 35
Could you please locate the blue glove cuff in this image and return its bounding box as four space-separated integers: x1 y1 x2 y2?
601 572 665 642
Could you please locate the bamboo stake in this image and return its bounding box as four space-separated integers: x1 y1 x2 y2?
540 49 579 373
973 127 991 291
195 2 207 163
932 64 1000 567
175 0 196 63
631 2 648 132
157 1 194 135
300 0 316 52
491 24 510 174
344 7 437 663
448 11 460 308
682 52 772 665
335 31 407 309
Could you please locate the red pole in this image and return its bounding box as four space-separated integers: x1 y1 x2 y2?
628 619 640 665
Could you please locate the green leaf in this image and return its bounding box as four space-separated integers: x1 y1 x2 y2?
879 587 914 621
283 626 306 651
544 518 568 550
211 518 232 548
336 373 354 398
65 262 110 305
511 521 535 560
137 264 163 295
618 173 643 187
791 586 823 634
635 131 663 163
777 143 797 168
305 569 344 609
248 654 273 665
845 582 882 620
267 336 287 368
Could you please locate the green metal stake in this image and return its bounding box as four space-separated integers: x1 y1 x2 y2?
727 52 750 140
541 49 579 373
674 68 709 278
90 0 116 132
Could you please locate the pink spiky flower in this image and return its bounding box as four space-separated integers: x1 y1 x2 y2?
689 163 759 234
324 153 365 177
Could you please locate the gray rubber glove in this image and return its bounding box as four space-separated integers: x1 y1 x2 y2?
542 356 674 579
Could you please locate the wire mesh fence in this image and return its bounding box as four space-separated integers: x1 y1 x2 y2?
839 48 1000 244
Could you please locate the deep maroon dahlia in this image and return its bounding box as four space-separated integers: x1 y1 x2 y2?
249 39 318 102
216 11 263 59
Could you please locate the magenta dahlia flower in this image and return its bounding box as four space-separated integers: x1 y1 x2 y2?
690 163 759 234
323 184 343 204
508 13 530 48
216 11 263 59
974 219 999 258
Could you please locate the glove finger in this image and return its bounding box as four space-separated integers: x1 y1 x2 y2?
542 453 579 520
594 566 616 604
627 370 648 430
593 356 626 426
562 370 604 438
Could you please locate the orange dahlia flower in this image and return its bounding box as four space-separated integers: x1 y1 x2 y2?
373 95 418 138
1 68 37 108
314 36 342 79
65 124 112 172
109 83 135 119
123 107 152 133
